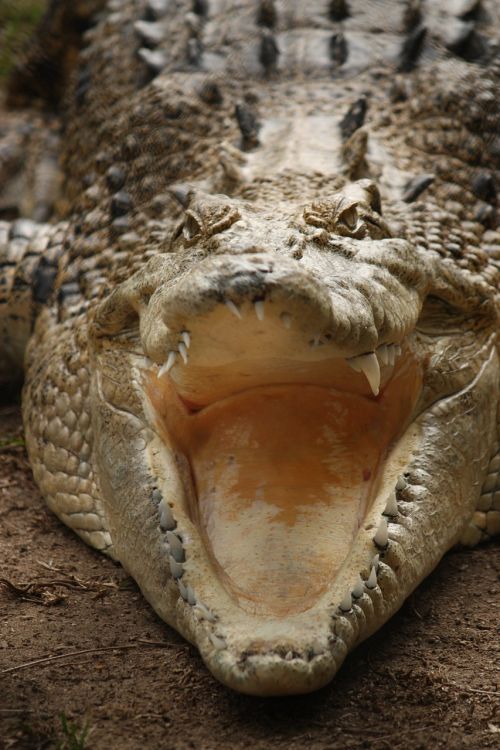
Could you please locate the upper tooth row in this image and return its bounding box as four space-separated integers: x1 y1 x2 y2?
157 302 403 397
338 476 407 613
158 331 191 377
223 297 403 371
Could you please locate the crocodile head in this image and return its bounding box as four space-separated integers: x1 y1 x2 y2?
91 180 498 695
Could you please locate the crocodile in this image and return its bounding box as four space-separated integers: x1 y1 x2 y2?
0 0 499 696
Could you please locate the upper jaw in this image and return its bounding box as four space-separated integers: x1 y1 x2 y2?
91 231 428 355
140 245 426 396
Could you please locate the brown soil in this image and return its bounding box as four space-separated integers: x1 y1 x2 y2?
0 400 499 750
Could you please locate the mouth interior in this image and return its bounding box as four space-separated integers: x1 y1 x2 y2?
146 356 421 618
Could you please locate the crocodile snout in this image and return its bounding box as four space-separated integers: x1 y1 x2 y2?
138 237 426 379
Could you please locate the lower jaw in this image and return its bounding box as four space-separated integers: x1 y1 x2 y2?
146 360 422 618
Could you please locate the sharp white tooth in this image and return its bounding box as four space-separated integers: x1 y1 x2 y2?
377 344 390 366
352 575 364 599
169 555 183 579
366 565 378 589
158 351 176 377
372 553 380 569
285 651 294 661
137 47 166 73
159 499 175 531
383 490 398 517
186 585 196 606
181 331 191 348
177 578 188 600
396 475 406 491
166 351 177 371
359 353 381 396
374 516 389 547
209 633 227 650
395 344 402 357
133 20 164 46
166 531 185 562
347 357 363 373
225 300 242 319
339 592 352 612
347 353 381 394
178 342 188 364
254 300 265 320
194 601 216 622
388 345 396 366
280 312 291 329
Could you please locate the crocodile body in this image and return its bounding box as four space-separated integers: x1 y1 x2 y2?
0 0 499 695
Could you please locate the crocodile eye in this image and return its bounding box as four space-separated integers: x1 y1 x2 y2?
340 206 358 230
183 211 202 240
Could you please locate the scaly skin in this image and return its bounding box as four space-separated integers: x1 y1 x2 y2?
0 0 499 695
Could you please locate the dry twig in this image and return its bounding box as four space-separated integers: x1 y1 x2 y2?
1 640 186 675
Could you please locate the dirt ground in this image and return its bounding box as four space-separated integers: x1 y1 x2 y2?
0 398 499 750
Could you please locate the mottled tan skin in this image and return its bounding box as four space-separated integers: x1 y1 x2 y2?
0 0 499 695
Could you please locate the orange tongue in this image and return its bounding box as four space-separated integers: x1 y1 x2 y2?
191 385 382 617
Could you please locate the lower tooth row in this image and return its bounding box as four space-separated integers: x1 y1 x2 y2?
338 477 403 613
339 559 379 613
156 490 217 623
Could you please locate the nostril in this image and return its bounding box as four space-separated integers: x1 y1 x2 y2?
339 207 358 230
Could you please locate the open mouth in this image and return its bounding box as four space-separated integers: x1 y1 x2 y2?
144 299 423 618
